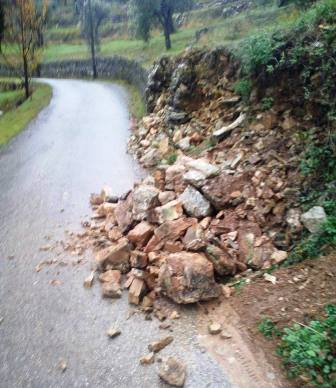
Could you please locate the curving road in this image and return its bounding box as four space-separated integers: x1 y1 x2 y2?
0 79 231 388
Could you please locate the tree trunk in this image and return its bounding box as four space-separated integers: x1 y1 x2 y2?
23 55 29 99
88 0 97 78
163 22 171 50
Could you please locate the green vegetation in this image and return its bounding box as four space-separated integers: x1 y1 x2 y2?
0 82 52 145
234 79 252 101
277 305 336 387
258 318 281 338
0 89 25 112
114 80 145 119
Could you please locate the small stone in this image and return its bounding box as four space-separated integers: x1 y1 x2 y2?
221 285 232 298
148 336 174 353
128 278 147 305
140 352 155 365
83 272 94 288
208 322 222 335
159 356 186 387
264 273 277 285
107 327 121 339
58 359 67 373
220 331 232 340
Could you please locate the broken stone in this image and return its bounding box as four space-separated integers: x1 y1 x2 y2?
128 278 147 305
130 250 148 269
271 250 288 265
286 208 302 232
179 186 212 218
132 185 160 221
140 352 155 365
127 222 154 247
114 194 133 233
208 322 222 335
159 252 220 304
107 327 121 338
83 272 94 288
301 206 327 233
58 359 67 373
148 336 173 353
100 270 122 298
185 158 219 178
178 137 191 151
95 239 130 272
154 200 184 224
205 245 236 276
212 113 246 141
159 357 186 387
159 191 176 205
182 224 205 251
264 273 277 285
202 172 251 209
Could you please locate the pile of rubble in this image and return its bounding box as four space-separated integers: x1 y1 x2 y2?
78 48 324 312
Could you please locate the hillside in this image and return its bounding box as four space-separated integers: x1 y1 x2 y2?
44 0 296 66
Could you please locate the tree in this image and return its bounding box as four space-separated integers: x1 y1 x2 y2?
131 0 194 50
0 1 4 47
1 0 48 99
79 0 109 78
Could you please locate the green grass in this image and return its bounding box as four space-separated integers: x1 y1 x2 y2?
42 4 296 67
0 89 25 112
113 80 146 119
0 82 52 145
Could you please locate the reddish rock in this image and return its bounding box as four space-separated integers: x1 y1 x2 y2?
205 245 236 276
99 270 122 298
127 221 154 247
153 200 184 224
128 278 147 305
202 172 252 209
95 238 130 273
114 194 134 233
144 218 196 253
130 250 148 269
164 241 185 253
159 252 220 304
183 224 205 251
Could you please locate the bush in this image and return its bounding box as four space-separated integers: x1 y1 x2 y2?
277 305 336 387
258 318 281 338
234 79 252 100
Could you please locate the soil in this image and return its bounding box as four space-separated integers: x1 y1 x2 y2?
198 254 336 387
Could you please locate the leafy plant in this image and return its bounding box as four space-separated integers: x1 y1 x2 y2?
258 318 281 338
261 96 274 110
234 79 252 100
277 305 336 387
166 152 177 165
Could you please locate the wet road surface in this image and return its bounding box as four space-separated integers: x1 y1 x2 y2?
0 79 232 388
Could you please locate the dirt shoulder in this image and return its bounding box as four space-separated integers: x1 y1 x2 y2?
198 254 336 387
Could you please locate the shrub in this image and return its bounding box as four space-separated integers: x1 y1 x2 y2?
234 79 252 100
258 318 281 338
261 96 274 110
277 305 336 387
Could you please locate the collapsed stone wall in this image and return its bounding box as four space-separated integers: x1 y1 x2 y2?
72 47 324 312
0 56 149 96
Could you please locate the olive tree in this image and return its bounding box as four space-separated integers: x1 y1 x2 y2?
130 0 194 50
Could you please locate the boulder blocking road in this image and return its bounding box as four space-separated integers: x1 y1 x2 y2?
0 79 231 387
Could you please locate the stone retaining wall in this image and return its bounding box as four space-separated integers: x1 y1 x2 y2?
0 56 149 96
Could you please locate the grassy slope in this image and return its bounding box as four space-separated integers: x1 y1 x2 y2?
0 83 52 145
43 4 295 67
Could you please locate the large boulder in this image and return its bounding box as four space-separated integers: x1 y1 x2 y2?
179 186 212 218
153 199 184 224
159 252 220 304
301 206 327 233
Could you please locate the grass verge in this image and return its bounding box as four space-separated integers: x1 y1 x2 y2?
0 82 52 145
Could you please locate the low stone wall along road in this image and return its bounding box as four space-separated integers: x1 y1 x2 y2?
0 79 231 388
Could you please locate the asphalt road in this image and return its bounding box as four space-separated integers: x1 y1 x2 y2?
0 79 232 388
